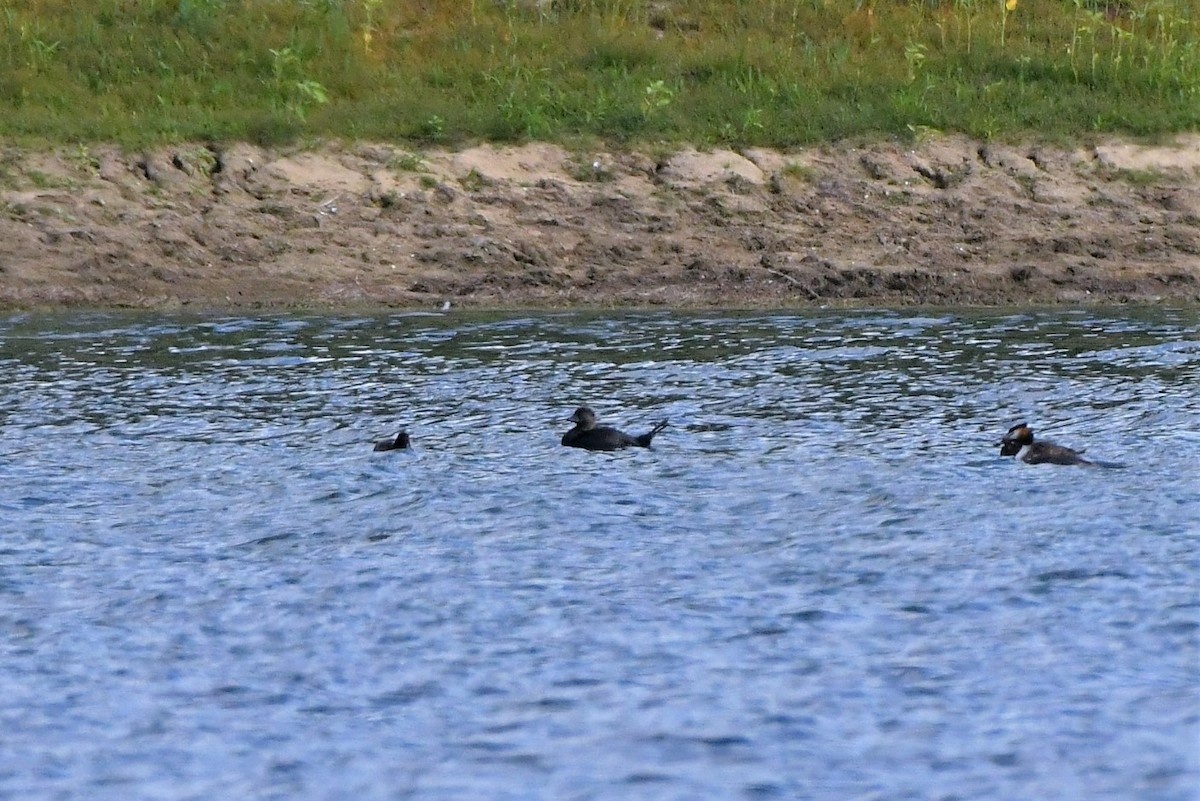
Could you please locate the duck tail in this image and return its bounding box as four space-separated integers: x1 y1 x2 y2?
636 419 669 447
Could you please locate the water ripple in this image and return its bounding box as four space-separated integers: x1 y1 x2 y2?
0 307 1196 800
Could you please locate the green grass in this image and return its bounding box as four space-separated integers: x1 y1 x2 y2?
388 152 426 172
1103 165 1171 184
1 0 1196 148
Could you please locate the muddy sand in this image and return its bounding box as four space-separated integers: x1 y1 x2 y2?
1 135 1198 311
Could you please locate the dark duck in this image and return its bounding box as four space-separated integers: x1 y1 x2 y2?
561 407 668 452
997 423 1092 465
373 430 411 452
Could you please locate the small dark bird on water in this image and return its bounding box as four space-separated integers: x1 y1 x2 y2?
561 407 668 452
373 430 411 452
997 423 1092 465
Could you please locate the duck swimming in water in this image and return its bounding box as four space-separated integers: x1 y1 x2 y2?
373 430 411 452
997 423 1091 465
561 407 668 452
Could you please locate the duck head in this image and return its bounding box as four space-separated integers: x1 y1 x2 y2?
569 407 597 429
998 423 1033 456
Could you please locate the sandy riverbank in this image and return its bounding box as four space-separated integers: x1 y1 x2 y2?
1 135 1198 311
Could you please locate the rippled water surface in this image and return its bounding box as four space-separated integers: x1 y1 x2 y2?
2 308 1197 800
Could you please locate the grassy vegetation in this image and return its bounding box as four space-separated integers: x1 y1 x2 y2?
0 0 1196 148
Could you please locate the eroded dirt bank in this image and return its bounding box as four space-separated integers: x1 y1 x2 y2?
1 135 1198 310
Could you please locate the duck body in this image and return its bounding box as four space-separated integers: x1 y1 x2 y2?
373 431 411 452
998 423 1091 465
561 407 668 452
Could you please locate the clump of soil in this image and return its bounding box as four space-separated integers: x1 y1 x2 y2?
1 135 1197 310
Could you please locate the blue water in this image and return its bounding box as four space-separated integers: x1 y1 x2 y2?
1 308 1197 800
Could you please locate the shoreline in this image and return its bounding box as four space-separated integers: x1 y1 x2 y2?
2 135 1198 312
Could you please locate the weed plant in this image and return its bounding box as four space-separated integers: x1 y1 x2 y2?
0 0 1195 147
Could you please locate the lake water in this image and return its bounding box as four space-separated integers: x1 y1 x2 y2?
1 308 1197 800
